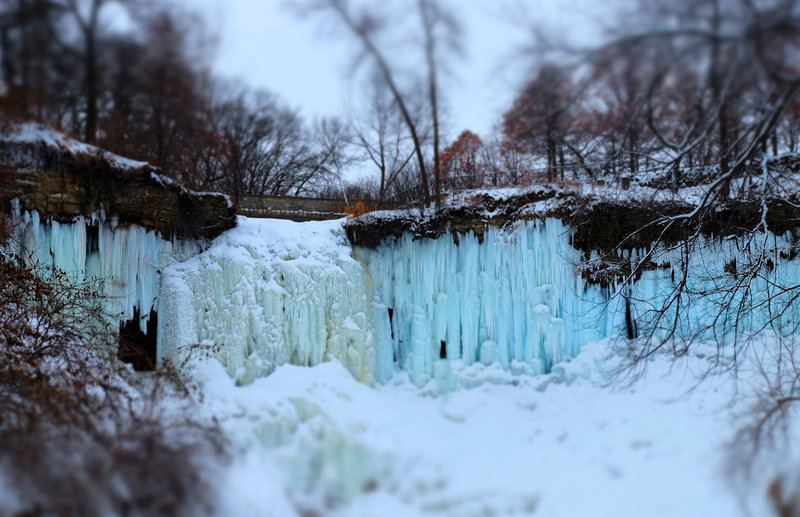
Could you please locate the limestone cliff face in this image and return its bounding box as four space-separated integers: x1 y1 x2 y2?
0 131 235 239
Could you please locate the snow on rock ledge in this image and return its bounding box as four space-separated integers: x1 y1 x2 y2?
157 217 392 386
0 123 235 240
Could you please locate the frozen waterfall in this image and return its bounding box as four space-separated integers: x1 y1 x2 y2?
11 208 799 386
156 217 627 385
7 204 198 333
156 217 393 386
359 218 621 382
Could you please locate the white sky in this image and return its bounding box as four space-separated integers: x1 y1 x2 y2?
193 0 611 143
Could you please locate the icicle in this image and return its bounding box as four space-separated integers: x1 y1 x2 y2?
11 209 174 335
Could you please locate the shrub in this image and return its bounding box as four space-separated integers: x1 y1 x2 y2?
0 253 225 516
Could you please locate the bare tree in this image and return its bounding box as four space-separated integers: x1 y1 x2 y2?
554 2 800 484
479 138 534 187
502 63 576 181
418 0 461 203
304 116 358 197
0 0 82 126
289 0 461 205
349 75 416 200
61 0 107 142
98 5 212 184
0 246 224 515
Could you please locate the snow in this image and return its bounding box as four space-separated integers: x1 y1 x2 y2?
148 171 234 208
147 214 800 515
1 123 233 207
357 154 800 226
146 215 800 515
2 122 150 170
183 338 784 517
5 205 800 514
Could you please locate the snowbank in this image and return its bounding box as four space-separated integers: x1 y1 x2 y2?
188 338 783 517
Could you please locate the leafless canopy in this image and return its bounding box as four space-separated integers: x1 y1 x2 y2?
288 0 463 205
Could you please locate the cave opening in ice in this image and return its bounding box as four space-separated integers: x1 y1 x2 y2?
119 307 158 370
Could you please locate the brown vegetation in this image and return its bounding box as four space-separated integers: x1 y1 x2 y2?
0 247 225 516
0 0 348 200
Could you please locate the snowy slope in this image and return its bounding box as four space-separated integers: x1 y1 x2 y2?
187 338 789 517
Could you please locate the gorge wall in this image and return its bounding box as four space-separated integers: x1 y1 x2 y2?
0 126 236 239
6 126 800 385
0 125 236 367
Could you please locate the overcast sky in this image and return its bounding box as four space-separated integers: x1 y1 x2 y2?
192 0 610 144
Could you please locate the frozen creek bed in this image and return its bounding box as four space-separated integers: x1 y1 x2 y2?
190 339 787 517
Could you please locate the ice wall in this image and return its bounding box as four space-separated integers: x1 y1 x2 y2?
156 217 392 386
614 231 800 343
359 218 626 383
154 213 800 388
360 218 800 384
7 206 195 333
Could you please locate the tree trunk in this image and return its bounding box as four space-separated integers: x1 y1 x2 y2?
331 2 429 202
419 0 441 206
710 0 728 178
84 29 97 142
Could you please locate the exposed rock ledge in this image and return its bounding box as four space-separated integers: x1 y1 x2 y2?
346 157 800 253
0 125 236 239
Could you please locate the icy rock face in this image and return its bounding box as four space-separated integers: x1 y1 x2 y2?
614 231 800 343
7 207 196 333
361 218 800 384
157 217 392 386
359 218 622 384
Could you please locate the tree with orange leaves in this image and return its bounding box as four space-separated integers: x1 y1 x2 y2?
440 130 484 190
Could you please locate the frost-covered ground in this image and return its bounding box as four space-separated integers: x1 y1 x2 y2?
186 339 790 517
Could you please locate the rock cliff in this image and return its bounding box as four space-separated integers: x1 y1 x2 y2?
0 125 236 239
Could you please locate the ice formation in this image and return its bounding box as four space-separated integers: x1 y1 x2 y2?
616 231 800 343
12 203 798 386
154 217 629 385
359 218 621 382
360 219 800 383
157 215 800 386
156 217 393 386
7 204 197 333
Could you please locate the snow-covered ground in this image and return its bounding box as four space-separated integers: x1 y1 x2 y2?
185 338 789 517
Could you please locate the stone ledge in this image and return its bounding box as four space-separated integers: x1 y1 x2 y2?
0 139 236 239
